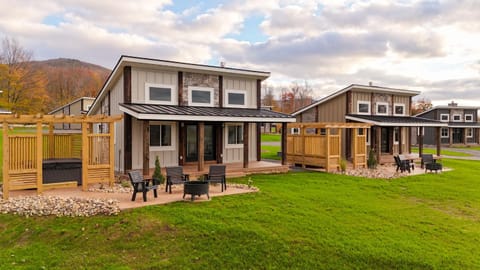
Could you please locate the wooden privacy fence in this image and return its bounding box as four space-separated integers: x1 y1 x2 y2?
2 114 122 199
286 122 371 172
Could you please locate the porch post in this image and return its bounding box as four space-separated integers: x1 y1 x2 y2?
216 124 223 164
418 127 424 158
198 122 205 172
449 128 453 146
398 127 403 154
243 122 249 168
256 123 261 161
408 127 412 153
142 121 150 176
179 122 185 166
375 126 381 164
281 122 287 165
464 128 468 144
436 127 441 156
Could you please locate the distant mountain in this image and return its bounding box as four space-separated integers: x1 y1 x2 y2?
31 58 111 112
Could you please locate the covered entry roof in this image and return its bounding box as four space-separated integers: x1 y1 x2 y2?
119 103 296 122
345 114 448 127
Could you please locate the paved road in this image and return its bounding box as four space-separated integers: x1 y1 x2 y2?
441 147 480 160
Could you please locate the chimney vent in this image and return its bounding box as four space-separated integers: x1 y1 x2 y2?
448 101 458 107
369 81 373 86
220 61 226 68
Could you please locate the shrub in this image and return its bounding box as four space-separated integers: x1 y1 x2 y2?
152 156 164 185
367 148 377 169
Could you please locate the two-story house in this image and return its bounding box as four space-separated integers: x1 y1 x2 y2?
49 97 94 130
415 101 480 146
292 84 446 163
88 55 295 174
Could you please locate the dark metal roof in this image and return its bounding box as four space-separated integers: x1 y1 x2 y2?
448 122 480 127
119 103 295 122
346 114 447 127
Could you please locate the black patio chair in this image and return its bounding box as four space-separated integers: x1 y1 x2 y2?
422 154 443 173
204 164 227 192
394 155 412 173
128 171 158 202
165 166 189 194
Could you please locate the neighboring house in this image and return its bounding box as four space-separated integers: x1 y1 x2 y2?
88 55 295 174
292 84 446 163
414 101 480 146
49 97 95 130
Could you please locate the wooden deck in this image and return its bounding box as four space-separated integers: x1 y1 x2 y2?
143 161 289 179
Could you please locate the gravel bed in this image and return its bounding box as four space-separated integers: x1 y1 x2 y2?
333 165 409 179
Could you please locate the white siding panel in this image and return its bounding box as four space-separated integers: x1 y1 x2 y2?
249 123 257 161
110 75 124 172
131 67 177 103
224 77 257 109
131 118 143 170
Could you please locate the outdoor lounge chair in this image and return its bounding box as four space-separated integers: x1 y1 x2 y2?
128 171 158 202
422 154 443 173
394 155 413 173
204 164 227 192
165 166 189 194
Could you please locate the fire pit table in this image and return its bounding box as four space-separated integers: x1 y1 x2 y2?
183 181 210 201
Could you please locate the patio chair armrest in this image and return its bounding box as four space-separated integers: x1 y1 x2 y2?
183 174 190 181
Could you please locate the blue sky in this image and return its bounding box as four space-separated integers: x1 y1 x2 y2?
1 0 480 106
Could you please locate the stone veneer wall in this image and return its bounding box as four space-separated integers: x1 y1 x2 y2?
182 72 220 106
372 93 392 115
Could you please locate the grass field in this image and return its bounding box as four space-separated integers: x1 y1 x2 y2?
261 133 281 142
260 145 281 160
411 146 472 157
1 158 480 269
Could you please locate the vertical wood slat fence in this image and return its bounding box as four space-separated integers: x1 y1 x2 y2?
286 122 371 172
2 114 122 199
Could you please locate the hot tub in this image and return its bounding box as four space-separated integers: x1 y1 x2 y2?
42 158 82 185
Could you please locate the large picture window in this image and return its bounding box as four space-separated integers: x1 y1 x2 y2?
150 123 175 150
226 124 243 147
145 83 175 105
357 101 370 114
188 86 214 106
225 89 247 108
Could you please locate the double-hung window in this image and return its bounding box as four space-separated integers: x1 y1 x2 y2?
441 128 449 138
226 124 243 147
150 122 175 150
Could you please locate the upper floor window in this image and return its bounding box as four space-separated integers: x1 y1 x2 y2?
452 114 462 122
145 83 175 105
376 102 388 115
441 128 449 138
394 103 405 116
440 114 449 122
357 101 370 114
225 89 247 108
465 114 473 122
226 124 244 147
188 86 214 107
150 122 175 151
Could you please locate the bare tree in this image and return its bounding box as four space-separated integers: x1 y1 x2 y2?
412 97 433 115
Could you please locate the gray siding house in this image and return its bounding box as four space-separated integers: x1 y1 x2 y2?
88 55 294 174
415 102 480 145
49 97 94 130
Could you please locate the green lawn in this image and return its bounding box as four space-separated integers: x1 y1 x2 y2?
261 133 281 142
411 147 472 157
260 145 281 160
1 159 480 269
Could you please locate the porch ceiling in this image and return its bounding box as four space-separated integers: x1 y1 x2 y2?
346 114 448 127
119 103 296 123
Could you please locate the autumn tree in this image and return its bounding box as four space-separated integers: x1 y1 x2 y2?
0 37 48 113
261 83 278 110
278 80 314 114
411 97 433 115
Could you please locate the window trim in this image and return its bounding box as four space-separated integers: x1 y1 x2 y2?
225 89 248 108
188 86 214 107
376 102 389 115
149 121 176 151
145 83 176 105
452 114 462 122
465 114 474 122
225 123 244 148
357 101 371 115
466 128 473 138
440 114 449 122
441 127 449 138
393 103 405 116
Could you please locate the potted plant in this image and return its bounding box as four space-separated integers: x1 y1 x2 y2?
152 156 164 185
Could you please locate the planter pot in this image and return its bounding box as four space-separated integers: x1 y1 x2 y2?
183 181 209 201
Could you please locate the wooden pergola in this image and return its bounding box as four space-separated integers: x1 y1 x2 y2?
2 114 122 199
286 122 372 172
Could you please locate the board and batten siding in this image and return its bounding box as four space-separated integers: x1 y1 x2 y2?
223 123 257 163
393 96 410 114
317 94 347 122
131 67 178 103
223 76 257 108
109 75 124 172
351 92 371 114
